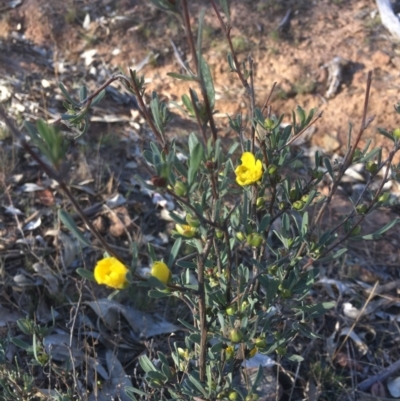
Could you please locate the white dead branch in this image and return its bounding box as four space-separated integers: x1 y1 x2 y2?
376 0 400 39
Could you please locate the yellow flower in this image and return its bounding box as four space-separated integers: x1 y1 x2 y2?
175 224 197 238
235 152 263 186
151 261 172 284
94 257 129 289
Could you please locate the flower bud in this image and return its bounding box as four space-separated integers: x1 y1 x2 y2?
301 194 309 203
378 192 390 203
312 170 323 180
289 188 297 201
393 128 400 139
256 197 265 208
278 201 286 210
230 328 244 343
186 213 201 228
236 232 245 241
264 118 275 130
352 148 362 162
174 181 187 196
292 200 304 210
226 305 237 316
216 230 224 239
175 224 197 238
246 233 263 247
225 345 234 360
350 225 361 236
229 391 239 401
254 337 267 349
356 204 368 214
151 261 172 284
267 164 278 176
366 161 378 174
276 346 287 356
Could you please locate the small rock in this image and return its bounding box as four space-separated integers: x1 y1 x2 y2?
322 134 341 152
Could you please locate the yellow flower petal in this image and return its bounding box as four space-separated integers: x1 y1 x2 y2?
151 261 172 284
235 152 263 186
94 257 129 289
175 224 197 238
241 152 256 167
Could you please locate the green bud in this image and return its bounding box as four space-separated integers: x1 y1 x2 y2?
186 213 200 228
174 181 187 196
366 161 378 174
350 225 361 236
352 149 362 162
216 230 224 239
267 164 278 176
301 194 309 203
356 204 368 214
230 328 243 343
269 264 278 275
226 305 237 316
236 232 245 241
289 188 297 201
292 200 304 210
393 128 400 139
254 337 267 349
278 201 286 210
378 192 390 203
240 301 249 312
264 118 275 129
276 346 287 356
280 288 292 298
312 170 323 180
229 391 239 401
256 197 265 208
252 394 260 401
246 233 263 247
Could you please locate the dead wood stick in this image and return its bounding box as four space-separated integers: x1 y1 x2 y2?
358 359 400 392
376 0 400 39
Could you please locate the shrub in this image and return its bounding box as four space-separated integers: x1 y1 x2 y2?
2 0 400 399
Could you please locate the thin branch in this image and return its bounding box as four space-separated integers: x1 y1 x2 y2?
129 69 167 153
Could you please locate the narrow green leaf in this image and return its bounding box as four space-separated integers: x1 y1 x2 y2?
324 157 334 179
359 218 400 240
168 237 182 267
188 143 204 185
59 82 77 105
199 54 215 109
167 72 197 81
139 355 156 373
91 89 106 106
188 374 208 397
58 210 91 247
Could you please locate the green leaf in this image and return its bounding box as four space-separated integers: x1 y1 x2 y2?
76 268 95 282
147 371 167 382
148 289 171 298
199 54 215 109
317 248 347 263
358 218 400 240
79 85 87 103
58 210 91 247
139 355 157 373
324 157 334 179
219 0 230 22
11 337 31 351
91 89 106 106
288 354 304 362
59 82 77 105
188 143 204 186
168 237 182 267
167 72 197 81
188 374 208 397
259 214 270 233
